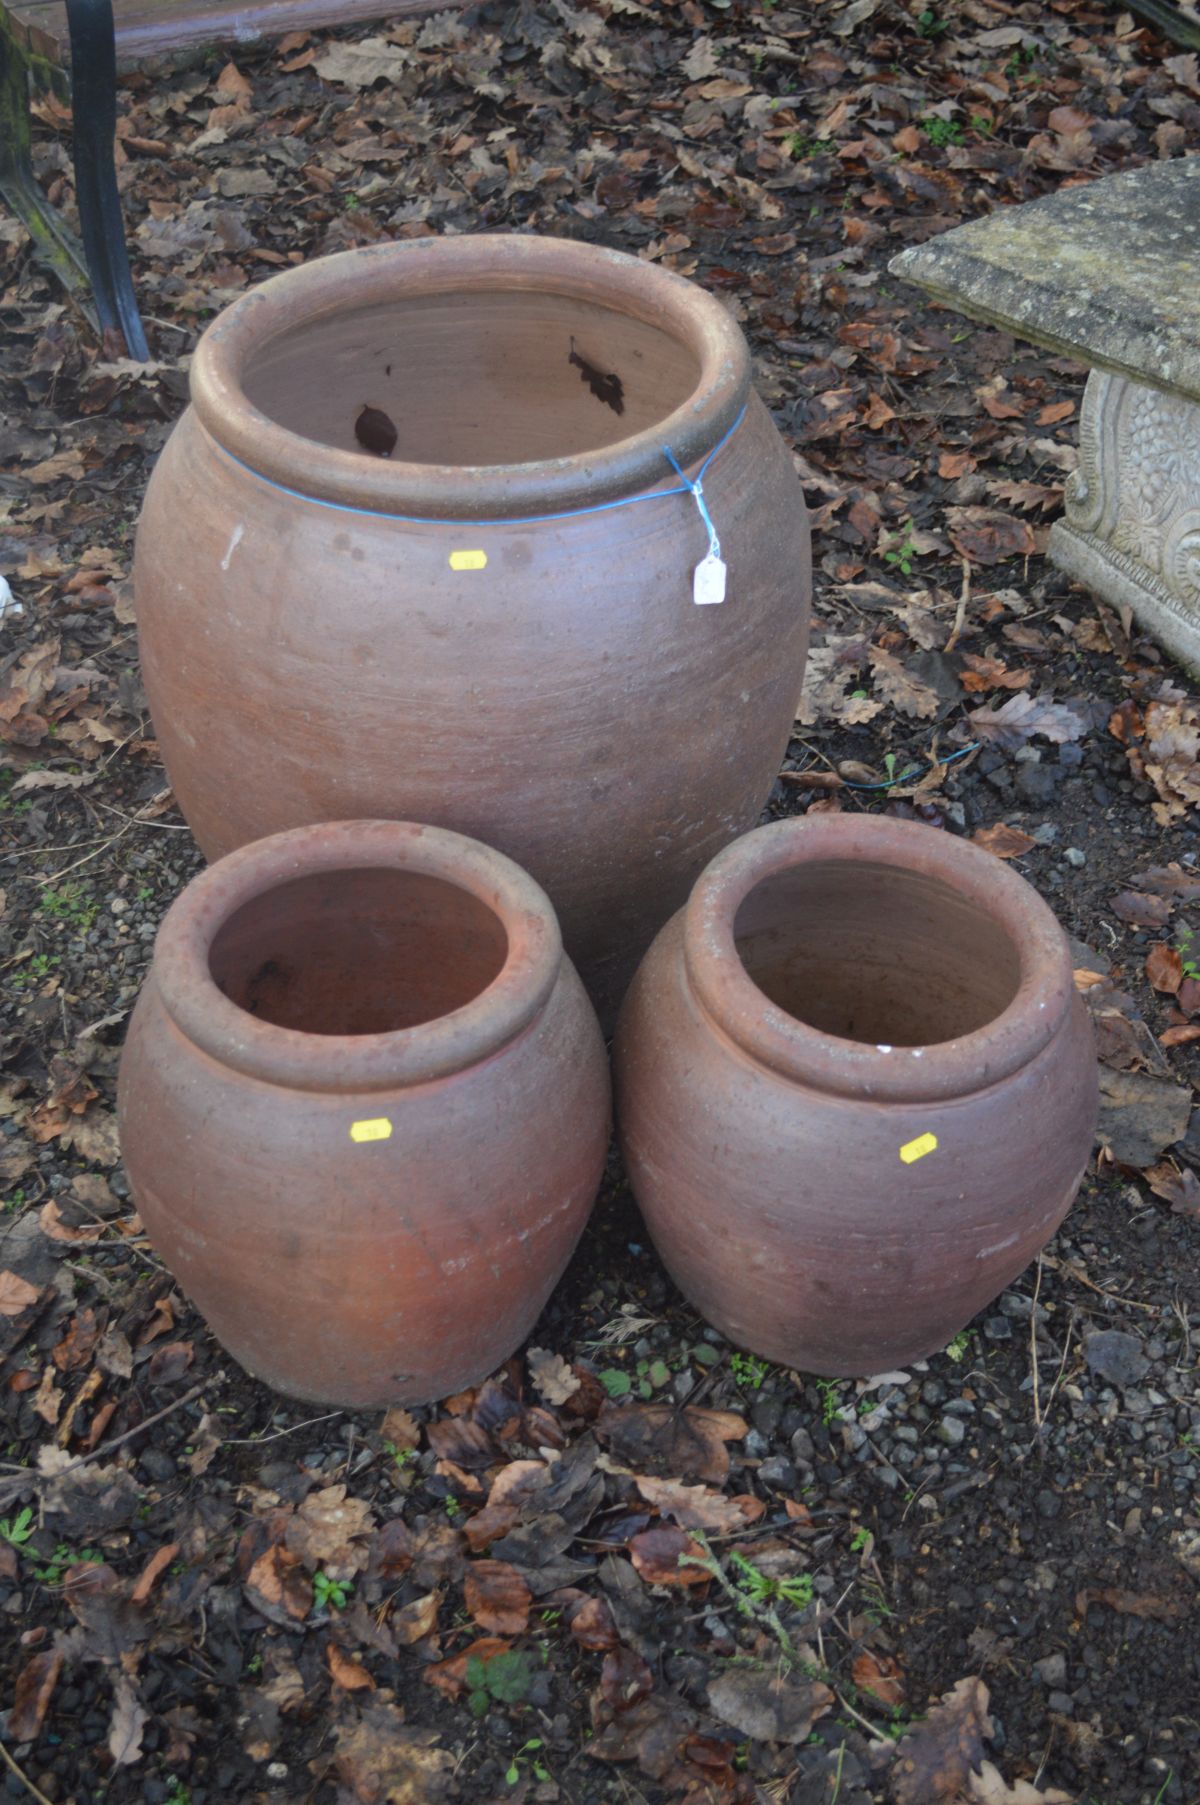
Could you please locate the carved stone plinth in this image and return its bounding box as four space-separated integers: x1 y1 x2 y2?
888 158 1200 674
1049 371 1200 676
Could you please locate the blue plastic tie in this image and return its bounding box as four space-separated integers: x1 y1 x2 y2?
662 443 721 562
217 402 748 532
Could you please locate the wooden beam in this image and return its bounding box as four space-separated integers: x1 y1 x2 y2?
2 0 464 67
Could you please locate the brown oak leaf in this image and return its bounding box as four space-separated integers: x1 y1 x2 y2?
889 1675 992 1805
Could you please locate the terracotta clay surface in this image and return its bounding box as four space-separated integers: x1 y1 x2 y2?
133 233 812 1023
117 820 611 1407
614 816 1098 1376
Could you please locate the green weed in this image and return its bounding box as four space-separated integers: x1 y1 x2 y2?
730 1351 769 1393
786 133 835 159
0 1507 34 1548
30 1543 102 1585
728 1549 814 1612
882 517 920 577
920 115 964 147
312 1569 353 1613
12 953 58 990
39 881 99 930
816 1378 843 1427
506 1738 549 1785
466 1649 535 1718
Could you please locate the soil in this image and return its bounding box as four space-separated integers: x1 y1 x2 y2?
2 2 1200 1803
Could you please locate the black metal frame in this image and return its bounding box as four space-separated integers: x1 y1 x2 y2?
0 0 148 358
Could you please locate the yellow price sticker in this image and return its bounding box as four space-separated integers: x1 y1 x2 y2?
350 1117 393 1144
899 1132 938 1165
449 549 487 571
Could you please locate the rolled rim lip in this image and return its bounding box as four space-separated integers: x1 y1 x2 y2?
189 233 751 520
682 815 1074 1103
151 820 563 1093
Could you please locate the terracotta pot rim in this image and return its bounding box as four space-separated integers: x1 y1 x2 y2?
189 234 751 521
151 820 564 1092
682 816 1073 1102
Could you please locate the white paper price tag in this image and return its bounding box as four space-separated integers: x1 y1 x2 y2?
693 553 727 606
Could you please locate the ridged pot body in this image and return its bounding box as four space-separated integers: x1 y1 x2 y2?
117 821 611 1407
614 816 1098 1376
132 235 811 1024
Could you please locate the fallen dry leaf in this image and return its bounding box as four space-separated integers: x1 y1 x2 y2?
1160 1023 1200 1050
312 36 411 87
596 1403 747 1483
39 1199 104 1245
60 1109 121 1167
130 1542 180 1607
968 691 1089 751
972 823 1037 860
587 1688 694 1772
463 1559 531 1635
1143 1160 1200 1217
600 1643 654 1710
1129 862 1200 901
634 1475 765 1533
1097 1067 1191 1167
946 507 1036 565
0 637 60 745
32 1367 62 1426
890 1675 992 1805
423 1636 510 1700
0 1268 40 1316
527 1344 582 1405
708 1663 833 1742
1076 1585 1188 1623
868 643 939 720
852 1649 905 1707
1146 944 1183 994
629 1523 710 1587
569 1594 620 1650
327 1642 376 1691
1115 692 1200 826
379 1406 420 1452
391 1590 440 1645
286 1485 374 1579
53 1307 101 1372
245 1545 312 1623
967 1760 1074 1803
147 1340 194 1385
8 1648 64 1742
107 1674 148 1766
333 1700 455 1802
425 1415 497 1470
462 1501 519 1552
367 1518 414 1580
1109 889 1173 928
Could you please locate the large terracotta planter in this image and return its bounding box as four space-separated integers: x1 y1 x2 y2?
117 820 611 1407
614 816 1097 1375
133 234 812 1023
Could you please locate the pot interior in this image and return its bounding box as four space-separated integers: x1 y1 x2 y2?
733 859 1022 1047
208 868 509 1035
241 291 701 467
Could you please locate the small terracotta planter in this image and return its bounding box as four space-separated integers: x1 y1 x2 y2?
614 816 1097 1375
133 233 811 1023
117 820 610 1407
